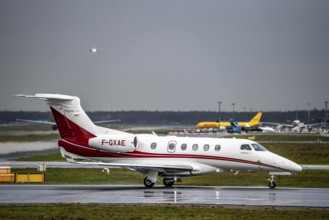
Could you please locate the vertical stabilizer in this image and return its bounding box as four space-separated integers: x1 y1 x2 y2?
15 94 97 138
249 112 262 126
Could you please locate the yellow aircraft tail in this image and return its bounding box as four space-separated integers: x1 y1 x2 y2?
248 112 262 127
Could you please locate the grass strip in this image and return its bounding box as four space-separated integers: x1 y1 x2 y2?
9 168 329 188
0 134 59 142
0 204 329 220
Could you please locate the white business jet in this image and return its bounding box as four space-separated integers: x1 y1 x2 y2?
16 94 302 188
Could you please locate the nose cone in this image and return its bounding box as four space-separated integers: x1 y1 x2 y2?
289 161 303 173
268 152 302 173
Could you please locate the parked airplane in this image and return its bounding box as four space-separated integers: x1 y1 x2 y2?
16 94 301 188
263 120 322 133
196 112 263 131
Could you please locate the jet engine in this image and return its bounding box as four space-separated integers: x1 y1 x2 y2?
88 134 138 153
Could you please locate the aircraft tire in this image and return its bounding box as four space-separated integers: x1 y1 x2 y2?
163 178 175 187
144 177 155 188
268 181 276 189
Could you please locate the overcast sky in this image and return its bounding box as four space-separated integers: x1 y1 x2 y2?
1 0 328 112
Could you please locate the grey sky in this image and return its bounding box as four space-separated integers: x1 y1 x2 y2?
1 0 328 112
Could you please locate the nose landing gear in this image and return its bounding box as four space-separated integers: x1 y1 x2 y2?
268 175 276 189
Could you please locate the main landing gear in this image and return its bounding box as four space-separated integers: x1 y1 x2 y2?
268 175 276 189
143 171 158 188
144 177 155 188
143 177 176 188
163 178 175 187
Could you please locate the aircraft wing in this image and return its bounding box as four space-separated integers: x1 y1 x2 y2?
60 147 219 175
71 161 194 172
16 119 56 125
261 122 293 128
93 119 121 124
60 147 193 172
307 123 323 127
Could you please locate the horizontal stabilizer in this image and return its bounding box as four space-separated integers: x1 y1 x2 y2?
14 94 75 102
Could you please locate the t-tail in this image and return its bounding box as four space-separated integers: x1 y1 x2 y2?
16 93 129 139
15 94 97 138
248 112 262 127
16 93 135 162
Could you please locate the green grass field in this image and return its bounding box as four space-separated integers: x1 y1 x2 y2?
1 204 329 220
10 168 329 188
0 133 59 142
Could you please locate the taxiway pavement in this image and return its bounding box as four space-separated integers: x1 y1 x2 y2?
0 185 328 207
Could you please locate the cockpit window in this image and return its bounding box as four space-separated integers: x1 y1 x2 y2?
240 144 252 151
252 143 268 151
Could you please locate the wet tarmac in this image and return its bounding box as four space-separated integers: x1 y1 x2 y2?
0 185 328 207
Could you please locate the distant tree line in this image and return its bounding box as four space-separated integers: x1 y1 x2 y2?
0 110 327 125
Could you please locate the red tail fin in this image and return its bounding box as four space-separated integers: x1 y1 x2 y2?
51 107 95 139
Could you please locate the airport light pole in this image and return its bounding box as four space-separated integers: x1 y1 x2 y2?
218 101 222 121
232 103 235 120
307 102 310 125
324 101 328 127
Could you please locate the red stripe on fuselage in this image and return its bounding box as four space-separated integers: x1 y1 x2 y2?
58 139 288 172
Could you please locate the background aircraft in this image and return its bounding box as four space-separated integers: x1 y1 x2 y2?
196 112 263 130
89 47 103 54
262 119 323 133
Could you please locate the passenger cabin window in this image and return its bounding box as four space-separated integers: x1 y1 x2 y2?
252 143 267 151
192 144 198 151
203 144 209 151
215 145 221 151
168 141 176 153
181 143 187 151
150 143 157 149
240 144 252 151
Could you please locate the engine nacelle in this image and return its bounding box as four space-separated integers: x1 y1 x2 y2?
88 134 138 153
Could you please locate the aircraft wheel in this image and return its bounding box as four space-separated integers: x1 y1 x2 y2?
163 178 175 187
268 181 276 189
144 177 155 188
